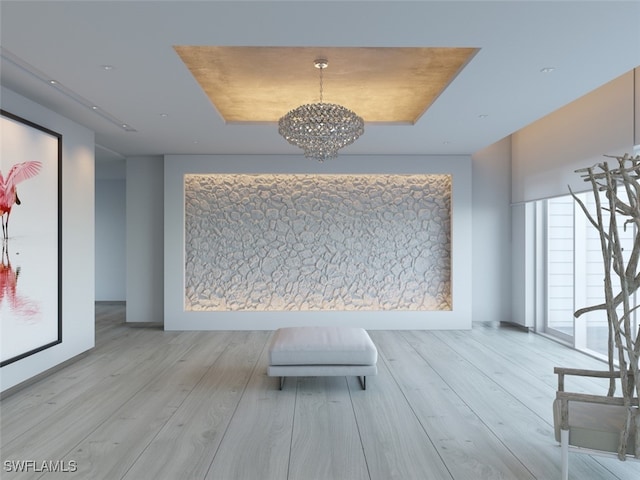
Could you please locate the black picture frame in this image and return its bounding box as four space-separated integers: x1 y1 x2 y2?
1 109 62 367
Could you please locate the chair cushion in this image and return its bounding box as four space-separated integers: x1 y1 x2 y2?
553 399 637 455
268 326 378 366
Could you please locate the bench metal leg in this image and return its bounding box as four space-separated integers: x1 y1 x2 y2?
279 376 284 390
358 376 366 390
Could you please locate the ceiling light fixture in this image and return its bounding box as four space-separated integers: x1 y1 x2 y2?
278 58 364 162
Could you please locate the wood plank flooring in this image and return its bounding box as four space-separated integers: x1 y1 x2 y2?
1 303 638 479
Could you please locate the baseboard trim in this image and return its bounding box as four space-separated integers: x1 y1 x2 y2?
126 322 163 329
499 321 532 332
0 350 91 400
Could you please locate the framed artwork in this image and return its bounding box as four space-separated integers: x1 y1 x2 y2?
1 110 62 367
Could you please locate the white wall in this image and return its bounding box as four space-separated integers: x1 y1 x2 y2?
95 179 125 301
512 70 635 203
635 68 640 148
509 69 638 329
510 202 536 328
125 156 164 323
164 154 473 330
471 137 512 324
1 87 95 393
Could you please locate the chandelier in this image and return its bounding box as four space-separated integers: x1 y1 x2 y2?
278 59 364 162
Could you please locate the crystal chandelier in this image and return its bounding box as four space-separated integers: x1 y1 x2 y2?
278 59 364 162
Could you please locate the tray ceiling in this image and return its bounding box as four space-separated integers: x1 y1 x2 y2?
174 46 478 124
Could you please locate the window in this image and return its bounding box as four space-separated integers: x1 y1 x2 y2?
538 192 638 359
545 196 574 339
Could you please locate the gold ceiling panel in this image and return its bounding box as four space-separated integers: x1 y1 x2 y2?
174 46 478 124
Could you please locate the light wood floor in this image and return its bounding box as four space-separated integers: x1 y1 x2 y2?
1 303 639 479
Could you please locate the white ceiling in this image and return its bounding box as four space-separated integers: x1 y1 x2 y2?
1 1 639 172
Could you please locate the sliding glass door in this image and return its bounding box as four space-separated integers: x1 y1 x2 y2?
545 196 574 341
541 193 637 359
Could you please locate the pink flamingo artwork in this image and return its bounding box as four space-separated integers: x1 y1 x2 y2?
0 161 42 241
1 243 41 320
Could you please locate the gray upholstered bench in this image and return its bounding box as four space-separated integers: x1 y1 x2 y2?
267 326 378 390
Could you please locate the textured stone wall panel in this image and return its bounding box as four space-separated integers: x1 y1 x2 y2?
184 174 451 311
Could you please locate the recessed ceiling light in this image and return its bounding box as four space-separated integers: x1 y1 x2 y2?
159 113 169 118
478 114 488 119
101 65 115 71
540 67 555 73
1 48 136 132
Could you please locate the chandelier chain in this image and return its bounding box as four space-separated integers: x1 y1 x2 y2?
319 64 324 103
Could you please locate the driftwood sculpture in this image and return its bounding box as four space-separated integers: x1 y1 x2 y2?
566 153 640 460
